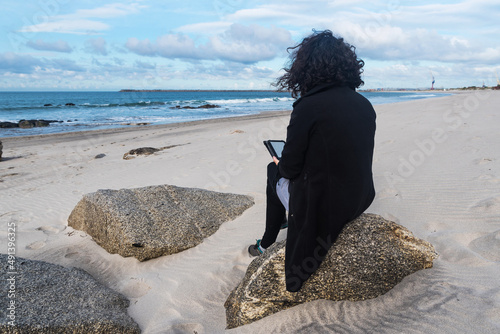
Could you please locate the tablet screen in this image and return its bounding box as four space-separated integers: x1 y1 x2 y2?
264 140 285 159
270 141 285 158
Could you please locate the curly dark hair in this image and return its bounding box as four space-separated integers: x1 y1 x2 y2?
274 30 365 98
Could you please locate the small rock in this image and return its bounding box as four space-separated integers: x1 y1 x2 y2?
123 147 159 159
94 153 106 159
122 144 186 160
0 140 2 161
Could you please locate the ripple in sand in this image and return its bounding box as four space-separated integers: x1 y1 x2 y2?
121 278 151 298
471 196 500 211
166 323 204 334
37 225 66 234
476 174 500 184
26 240 46 250
469 230 500 262
375 188 403 200
473 157 494 165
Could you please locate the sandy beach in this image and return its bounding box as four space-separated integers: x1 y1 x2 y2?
1 91 499 333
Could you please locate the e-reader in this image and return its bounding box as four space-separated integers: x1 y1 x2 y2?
263 140 285 159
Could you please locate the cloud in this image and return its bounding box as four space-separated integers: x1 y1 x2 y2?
135 60 156 70
125 24 292 63
337 23 500 65
0 52 86 74
18 3 143 34
19 19 110 35
72 3 144 18
0 52 42 74
223 1 500 66
85 37 108 55
188 62 277 81
0 52 85 74
363 61 497 89
208 24 292 63
125 34 197 59
26 39 72 53
176 21 233 34
48 58 85 72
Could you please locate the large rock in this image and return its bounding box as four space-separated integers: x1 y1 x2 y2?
68 184 254 261
0 122 18 128
0 119 61 129
225 213 438 328
18 119 49 128
0 254 140 333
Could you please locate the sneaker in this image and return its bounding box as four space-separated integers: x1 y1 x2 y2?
248 239 264 257
280 219 288 229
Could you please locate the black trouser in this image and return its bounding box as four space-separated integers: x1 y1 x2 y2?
260 163 287 249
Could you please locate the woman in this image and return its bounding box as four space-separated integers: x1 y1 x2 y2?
248 30 376 292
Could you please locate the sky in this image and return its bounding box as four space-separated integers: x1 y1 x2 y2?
0 0 499 91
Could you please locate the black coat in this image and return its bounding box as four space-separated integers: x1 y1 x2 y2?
278 84 376 292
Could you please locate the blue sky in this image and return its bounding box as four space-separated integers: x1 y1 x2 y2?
1 0 499 91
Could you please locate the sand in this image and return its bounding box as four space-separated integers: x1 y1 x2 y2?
1 91 499 333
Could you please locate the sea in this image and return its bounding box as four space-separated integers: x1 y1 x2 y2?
0 90 449 138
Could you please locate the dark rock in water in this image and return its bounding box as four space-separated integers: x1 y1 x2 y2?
68 184 254 261
198 103 219 109
1 119 60 129
65 102 76 106
18 119 50 128
225 213 438 329
44 103 52 106
0 254 141 333
35 120 50 127
18 120 35 128
171 103 220 110
0 121 19 128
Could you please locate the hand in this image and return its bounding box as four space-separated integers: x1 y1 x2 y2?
272 156 280 165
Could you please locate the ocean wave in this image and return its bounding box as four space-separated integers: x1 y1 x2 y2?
0 96 296 113
400 94 437 98
206 97 294 104
0 101 173 111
